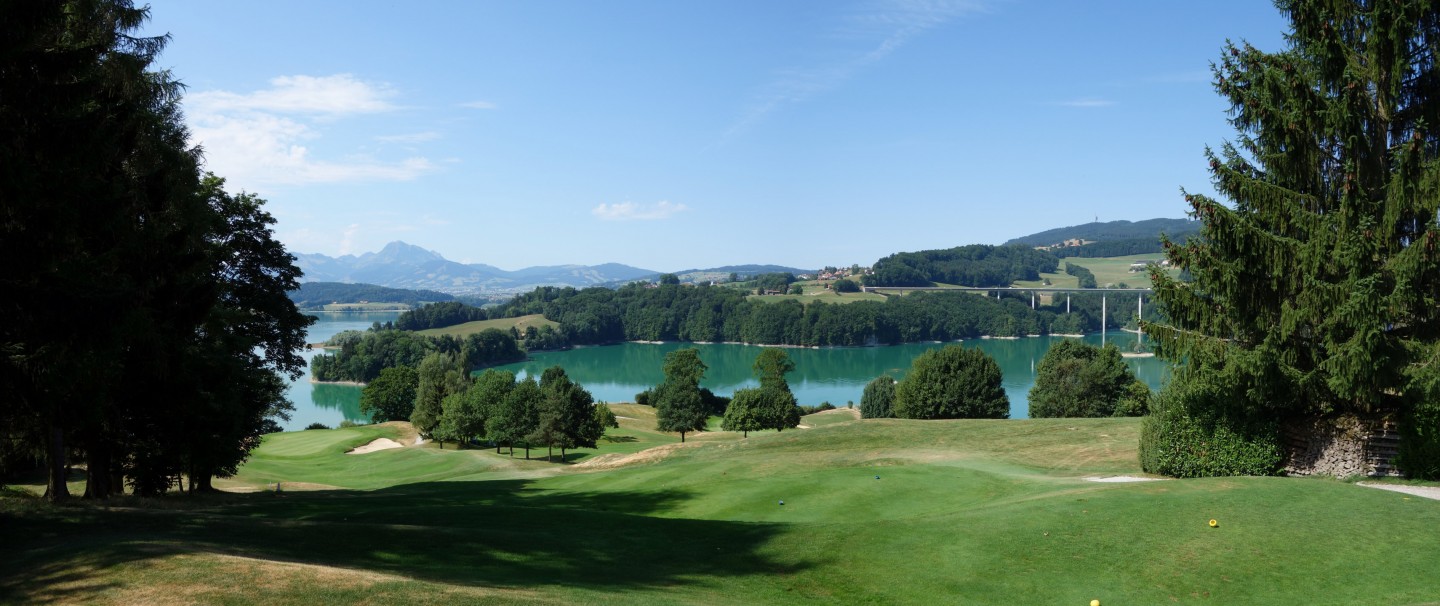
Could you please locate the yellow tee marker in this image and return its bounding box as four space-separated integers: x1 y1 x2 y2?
1091 600 1101 606
1209 519 1218 528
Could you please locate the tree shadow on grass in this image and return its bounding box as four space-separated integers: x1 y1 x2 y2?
1 479 816 602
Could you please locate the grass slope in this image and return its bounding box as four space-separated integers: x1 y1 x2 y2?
415 314 559 338
5 417 1440 605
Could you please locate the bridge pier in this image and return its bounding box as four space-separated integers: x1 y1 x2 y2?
1066 293 1070 314
1101 293 1107 346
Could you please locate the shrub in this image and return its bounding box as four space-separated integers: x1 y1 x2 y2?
1398 396 1440 480
860 375 896 419
338 420 361 428
894 346 1008 419
304 422 331 430
1138 372 1283 478
832 278 860 293
1028 341 1148 418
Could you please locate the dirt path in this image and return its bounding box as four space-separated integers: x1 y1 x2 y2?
1358 482 1440 500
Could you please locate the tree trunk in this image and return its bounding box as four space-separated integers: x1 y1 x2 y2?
44 425 69 502
560 447 566 462
547 444 553 462
680 431 686 443
83 440 112 500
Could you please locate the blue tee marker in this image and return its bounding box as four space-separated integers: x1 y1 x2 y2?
778 500 784 506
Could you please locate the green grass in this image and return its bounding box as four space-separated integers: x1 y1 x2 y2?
1017 254 1181 290
415 314 559 338
6 417 1440 604
748 281 886 304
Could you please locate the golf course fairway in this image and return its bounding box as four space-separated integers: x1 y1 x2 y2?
4 410 1439 604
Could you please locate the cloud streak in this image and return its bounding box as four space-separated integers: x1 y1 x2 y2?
722 0 986 143
186 74 436 188
592 200 690 221
189 74 397 115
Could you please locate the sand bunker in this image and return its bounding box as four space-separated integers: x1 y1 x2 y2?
347 438 404 455
1085 475 1167 483
1358 482 1440 500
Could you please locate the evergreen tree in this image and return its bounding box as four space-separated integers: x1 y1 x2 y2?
1142 1 1440 478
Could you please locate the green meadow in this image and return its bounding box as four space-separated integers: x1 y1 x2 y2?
4 411 1439 605
415 313 560 338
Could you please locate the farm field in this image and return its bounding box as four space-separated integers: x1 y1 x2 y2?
1015 254 1182 290
5 412 1439 604
745 279 886 304
415 314 559 338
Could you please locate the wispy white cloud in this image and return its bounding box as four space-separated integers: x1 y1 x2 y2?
375 131 442 143
459 100 498 110
592 200 690 221
1054 98 1116 108
189 74 397 115
722 0 987 143
186 74 436 187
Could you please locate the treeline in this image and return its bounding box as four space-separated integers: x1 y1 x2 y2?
473 283 1154 346
361 356 616 462
863 245 1059 288
288 282 454 310
1065 263 1098 288
394 301 489 331
312 328 523 383
3 4 313 500
1004 218 1200 247
1051 237 1166 258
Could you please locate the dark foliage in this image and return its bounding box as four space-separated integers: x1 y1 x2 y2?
864 245 1059 288
288 282 454 310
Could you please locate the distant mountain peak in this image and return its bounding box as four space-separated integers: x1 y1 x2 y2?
373 240 446 263
293 242 657 295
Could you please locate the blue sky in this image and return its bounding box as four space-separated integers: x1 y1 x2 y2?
143 1 1288 272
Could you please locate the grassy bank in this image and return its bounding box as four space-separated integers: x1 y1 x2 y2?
4 415 1439 604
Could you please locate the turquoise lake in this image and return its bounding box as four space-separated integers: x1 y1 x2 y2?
283 311 1171 430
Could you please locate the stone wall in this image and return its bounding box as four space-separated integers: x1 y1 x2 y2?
1283 415 1402 478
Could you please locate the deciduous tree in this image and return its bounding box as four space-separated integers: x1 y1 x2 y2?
360 366 420 422
654 349 710 442
894 346 1008 419
1028 341 1147 418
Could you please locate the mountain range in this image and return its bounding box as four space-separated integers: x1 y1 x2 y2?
294 241 659 294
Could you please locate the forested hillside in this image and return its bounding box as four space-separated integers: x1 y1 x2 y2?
379 283 1149 351
1004 218 1199 247
288 282 455 310
863 245 1058 288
